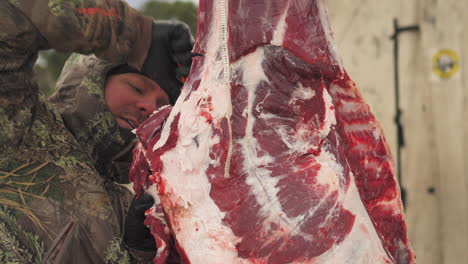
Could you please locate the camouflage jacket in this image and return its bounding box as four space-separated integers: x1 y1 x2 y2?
0 0 153 263
49 54 136 185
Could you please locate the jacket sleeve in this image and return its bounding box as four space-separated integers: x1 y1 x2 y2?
10 0 152 70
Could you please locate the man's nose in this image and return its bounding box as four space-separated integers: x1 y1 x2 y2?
136 101 157 118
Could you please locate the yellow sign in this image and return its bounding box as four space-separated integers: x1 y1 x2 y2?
432 49 460 79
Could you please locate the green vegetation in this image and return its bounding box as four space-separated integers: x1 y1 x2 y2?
0 206 44 264
141 1 198 34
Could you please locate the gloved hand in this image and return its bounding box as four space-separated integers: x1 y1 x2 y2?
124 194 156 252
142 20 195 105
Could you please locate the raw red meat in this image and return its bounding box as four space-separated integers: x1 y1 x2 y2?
129 0 415 263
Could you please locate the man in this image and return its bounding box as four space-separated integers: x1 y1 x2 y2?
48 26 192 259
49 50 181 184
0 0 192 263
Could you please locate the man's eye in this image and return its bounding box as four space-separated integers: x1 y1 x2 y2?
131 85 143 94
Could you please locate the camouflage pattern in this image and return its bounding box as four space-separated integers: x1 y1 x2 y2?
49 53 150 260
49 54 136 184
0 0 153 263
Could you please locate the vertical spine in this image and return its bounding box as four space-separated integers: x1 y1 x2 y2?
219 0 233 178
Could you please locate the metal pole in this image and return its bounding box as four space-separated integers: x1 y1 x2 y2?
390 19 420 206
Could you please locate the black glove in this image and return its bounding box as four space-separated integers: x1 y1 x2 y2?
124 194 156 252
142 20 195 105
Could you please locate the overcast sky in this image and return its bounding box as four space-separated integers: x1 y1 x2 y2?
125 0 198 9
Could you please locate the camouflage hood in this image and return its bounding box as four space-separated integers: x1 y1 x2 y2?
49 54 136 182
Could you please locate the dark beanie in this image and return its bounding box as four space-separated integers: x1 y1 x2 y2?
107 64 141 77
106 64 178 104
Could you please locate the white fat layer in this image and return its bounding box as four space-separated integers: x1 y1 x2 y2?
372 129 381 141
236 48 278 190
329 83 358 98
351 143 372 153
338 100 369 114
317 0 343 72
152 96 189 151
271 3 289 46
343 122 376 134
362 159 380 171
313 175 391 264
236 47 286 235
314 149 341 193
374 199 402 214
157 104 244 261
149 1 248 262
343 122 383 147
321 85 337 138
289 83 316 105
259 113 294 122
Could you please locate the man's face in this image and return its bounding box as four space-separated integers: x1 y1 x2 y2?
104 73 170 129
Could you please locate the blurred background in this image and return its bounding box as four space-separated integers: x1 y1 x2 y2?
35 1 467 263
